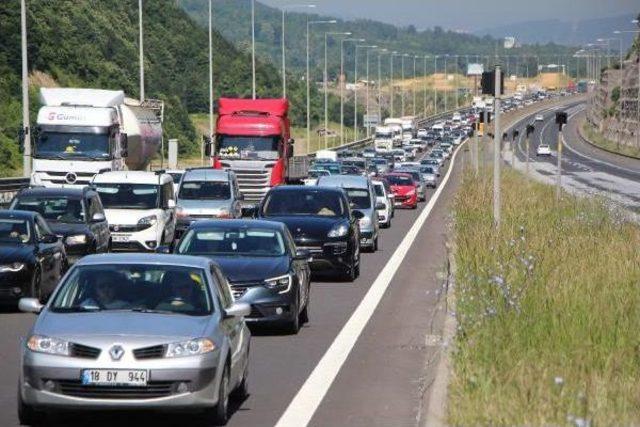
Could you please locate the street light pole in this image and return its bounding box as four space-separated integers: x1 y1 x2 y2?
324 31 351 148
21 0 30 177
251 0 256 99
401 54 408 116
413 55 418 116
423 55 428 116
340 38 364 145
207 0 214 166
138 0 144 102
444 54 448 112
354 44 377 140
433 55 438 115
281 4 316 98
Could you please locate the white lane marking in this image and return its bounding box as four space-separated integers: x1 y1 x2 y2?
275 139 467 427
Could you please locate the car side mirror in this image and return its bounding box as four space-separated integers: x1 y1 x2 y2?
224 302 251 318
167 199 176 209
19 298 43 314
375 202 386 210
352 210 365 220
39 234 58 244
91 212 106 223
242 204 257 218
294 248 311 261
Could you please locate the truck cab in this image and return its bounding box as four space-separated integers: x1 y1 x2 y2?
213 98 303 204
374 126 394 153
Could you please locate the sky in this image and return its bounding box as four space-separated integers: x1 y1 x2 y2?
260 0 639 32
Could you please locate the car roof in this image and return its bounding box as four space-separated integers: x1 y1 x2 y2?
269 185 344 194
182 168 230 182
190 219 286 232
16 187 91 198
92 171 172 185
75 253 214 269
317 174 369 189
0 210 37 220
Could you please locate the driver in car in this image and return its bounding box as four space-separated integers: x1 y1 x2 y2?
81 273 128 309
156 271 204 312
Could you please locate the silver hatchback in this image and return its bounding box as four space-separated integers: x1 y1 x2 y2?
18 253 251 425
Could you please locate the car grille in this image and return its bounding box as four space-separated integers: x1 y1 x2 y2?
111 241 148 252
69 343 101 359
54 380 177 399
295 245 323 254
109 224 151 233
229 281 263 300
133 345 166 360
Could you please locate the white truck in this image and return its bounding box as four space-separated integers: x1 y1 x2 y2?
374 126 394 152
30 88 163 188
400 116 416 142
383 118 404 148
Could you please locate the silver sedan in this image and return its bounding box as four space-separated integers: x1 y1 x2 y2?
18 253 251 425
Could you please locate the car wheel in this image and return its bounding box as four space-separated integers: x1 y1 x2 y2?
287 304 300 334
30 267 42 303
210 364 230 425
299 301 309 325
231 358 249 401
18 388 43 426
373 236 379 252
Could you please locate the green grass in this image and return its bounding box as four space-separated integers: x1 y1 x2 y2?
582 122 640 159
449 169 640 425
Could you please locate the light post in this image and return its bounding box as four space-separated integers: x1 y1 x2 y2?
306 19 336 152
390 52 401 117
401 53 409 116
354 44 377 140
452 54 459 109
423 55 429 116
376 49 389 127
433 55 438 115
21 0 30 176
324 31 352 148
340 38 365 145
251 0 256 99
412 55 418 116
138 0 145 102
281 4 316 98
444 54 449 112
206 0 214 166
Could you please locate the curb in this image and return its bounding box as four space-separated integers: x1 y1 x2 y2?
576 117 640 161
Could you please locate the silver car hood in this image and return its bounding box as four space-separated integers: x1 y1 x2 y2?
35 311 210 344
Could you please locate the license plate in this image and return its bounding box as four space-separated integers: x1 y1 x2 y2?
81 369 148 386
111 234 131 242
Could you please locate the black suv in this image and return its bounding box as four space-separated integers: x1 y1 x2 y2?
257 186 362 281
10 187 111 264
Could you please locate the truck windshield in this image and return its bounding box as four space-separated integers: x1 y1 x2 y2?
179 181 231 200
94 184 159 210
375 132 392 138
35 131 110 160
217 135 280 160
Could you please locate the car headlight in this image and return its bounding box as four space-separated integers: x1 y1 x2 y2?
359 217 372 228
327 223 349 238
264 274 292 294
138 215 158 227
65 234 87 245
214 208 232 219
165 338 216 358
27 335 70 356
0 262 25 273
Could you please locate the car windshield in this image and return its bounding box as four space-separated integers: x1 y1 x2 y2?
50 264 212 316
371 159 387 165
345 188 371 209
314 163 341 175
396 170 420 182
179 181 231 200
263 190 347 218
95 184 159 210
35 131 110 160
169 173 184 184
0 219 31 244
217 135 279 160
308 170 329 179
385 175 413 186
420 166 435 174
178 227 286 257
11 196 85 224
373 184 384 197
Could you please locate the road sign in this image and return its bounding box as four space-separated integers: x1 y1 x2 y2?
363 114 380 127
467 63 484 76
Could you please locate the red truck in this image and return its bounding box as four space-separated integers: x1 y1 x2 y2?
208 98 308 203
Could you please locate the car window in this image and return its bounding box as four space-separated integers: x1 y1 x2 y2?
12 196 85 224
345 188 372 209
179 181 231 200
178 227 286 257
0 218 31 243
87 196 102 219
211 266 234 308
263 190 347 218
51 264 213 316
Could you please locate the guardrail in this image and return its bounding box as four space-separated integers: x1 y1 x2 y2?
0 177 29 208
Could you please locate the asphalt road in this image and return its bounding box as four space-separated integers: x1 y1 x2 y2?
0 142 468 427
509 101 640 213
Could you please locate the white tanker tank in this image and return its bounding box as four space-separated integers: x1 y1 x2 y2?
31 88 163 188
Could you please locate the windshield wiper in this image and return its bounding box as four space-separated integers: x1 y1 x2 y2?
52 305 102 313
130 308 178 315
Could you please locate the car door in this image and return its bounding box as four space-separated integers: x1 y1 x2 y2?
34 216 63 292
211 265 247 380
285 227 309 309
86 195 110 252
161 182 176 242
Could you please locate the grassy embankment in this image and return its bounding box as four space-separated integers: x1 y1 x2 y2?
582 121 640 159
450 168 640 425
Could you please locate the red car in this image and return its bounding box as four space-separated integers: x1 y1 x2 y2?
383 173 418 209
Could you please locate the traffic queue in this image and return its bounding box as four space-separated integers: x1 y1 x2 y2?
4 110 473 425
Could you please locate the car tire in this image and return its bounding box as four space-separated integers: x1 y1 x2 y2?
299 301 309 325
208 364 230 426
373 236 379 251
287 304 300 334
18 388 43 426
231 359 249 401
30 266 42 303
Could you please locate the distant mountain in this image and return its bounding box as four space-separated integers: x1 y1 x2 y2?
475 14 637 50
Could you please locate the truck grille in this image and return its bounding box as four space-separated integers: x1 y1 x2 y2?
54 380 177 399
233 169 272 202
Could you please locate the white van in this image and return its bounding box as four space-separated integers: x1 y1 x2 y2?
91 170 176 251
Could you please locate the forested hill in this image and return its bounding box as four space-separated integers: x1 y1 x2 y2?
0 0 305 175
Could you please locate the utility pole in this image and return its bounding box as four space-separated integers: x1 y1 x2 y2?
493 65 502 228
413 55 417 116
21 0 31 177
325 31 352 148
251 0 256 99
423 56 428 116
444 54 448 112
433 56 438 115
340 38 363 146
207 0 214 166
138 0 144 102
401 54 407 116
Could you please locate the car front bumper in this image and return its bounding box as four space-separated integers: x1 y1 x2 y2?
295 240 353 273
231 283 298 324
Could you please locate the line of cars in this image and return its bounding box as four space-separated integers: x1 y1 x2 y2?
7 112 466 425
